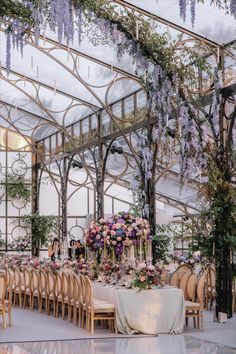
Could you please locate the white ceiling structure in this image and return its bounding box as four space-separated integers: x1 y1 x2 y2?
0 0 235 221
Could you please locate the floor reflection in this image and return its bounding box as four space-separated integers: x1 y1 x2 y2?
0 336 236 354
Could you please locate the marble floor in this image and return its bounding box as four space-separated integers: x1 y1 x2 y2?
0 308 235 354
1 336 236 354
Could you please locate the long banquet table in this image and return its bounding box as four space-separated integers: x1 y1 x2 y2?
93 283 185 335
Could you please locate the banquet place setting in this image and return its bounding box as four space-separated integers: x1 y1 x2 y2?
0 0 236 354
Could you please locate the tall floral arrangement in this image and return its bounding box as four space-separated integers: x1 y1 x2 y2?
86 212 151 259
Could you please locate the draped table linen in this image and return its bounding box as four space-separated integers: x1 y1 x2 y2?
93 283 185 335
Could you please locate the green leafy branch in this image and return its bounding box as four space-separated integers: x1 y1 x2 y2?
4 174 31 202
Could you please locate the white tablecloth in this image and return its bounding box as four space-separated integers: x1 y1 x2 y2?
93 284 185 335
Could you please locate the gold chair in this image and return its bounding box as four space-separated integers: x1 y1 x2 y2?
205 265 216 310
0 273 7 329
84 275 116 335
39 269 48 313
55 272 63 318
13 268 24 308
3 270 12 327
177 264 193 276
79 274 88 328
30 269 40 311
23 268 32 309
61 271 71 320
5 268 12 301
179 272 191 300
71 273 81 326
66 271 75 322
185 274 205 330
47 270 56 316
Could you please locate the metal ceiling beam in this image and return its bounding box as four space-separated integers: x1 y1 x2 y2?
0 98 53 123
0 65 100 110
102 173 200 212
113 0 219 48
0 99 61 139
201 82 236 107
37 87 143 142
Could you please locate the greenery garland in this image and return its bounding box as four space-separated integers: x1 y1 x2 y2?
0 0 212 84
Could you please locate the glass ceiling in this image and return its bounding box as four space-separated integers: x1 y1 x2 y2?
0 0 234 213
0 0 235 141
126 0 236 44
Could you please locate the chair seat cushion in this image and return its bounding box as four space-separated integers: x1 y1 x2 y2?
93 301 115 313
185 300 200 308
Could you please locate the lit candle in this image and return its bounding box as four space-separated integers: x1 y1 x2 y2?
139 237 142 261
130 244 135 261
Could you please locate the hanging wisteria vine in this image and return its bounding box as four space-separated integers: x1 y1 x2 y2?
179 0 236 26
0 0 222 184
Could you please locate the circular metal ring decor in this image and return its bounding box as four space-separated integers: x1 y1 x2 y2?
11 225 28 241
11 159 28 176
68 224 85 241
11 198 28 210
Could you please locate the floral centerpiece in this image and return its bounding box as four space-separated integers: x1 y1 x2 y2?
132 262 163 291
86 212 151 260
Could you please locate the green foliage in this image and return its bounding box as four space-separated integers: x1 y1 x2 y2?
152 224 171 263
0 0 212 88
0 0 33 25
79 0 211 84
190 156 236 261
21 214 57 246
5 174 31 202
0 237 5 248
128 204 141 217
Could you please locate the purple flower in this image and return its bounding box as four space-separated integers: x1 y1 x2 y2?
190 0 196 27
179 0 187 22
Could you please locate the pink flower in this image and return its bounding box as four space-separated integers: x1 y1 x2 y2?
139 275 146 282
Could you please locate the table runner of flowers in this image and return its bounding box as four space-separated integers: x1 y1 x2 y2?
0 252 205 290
